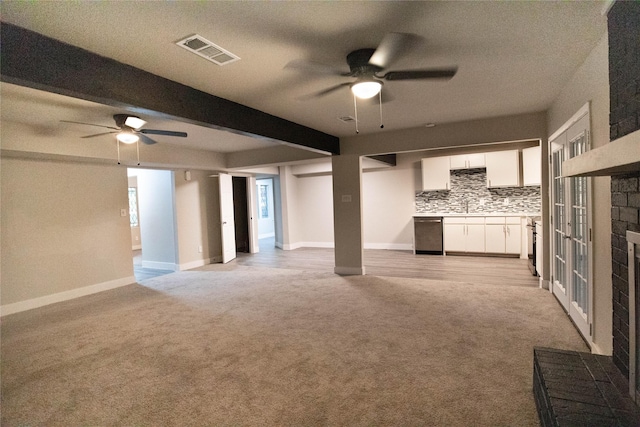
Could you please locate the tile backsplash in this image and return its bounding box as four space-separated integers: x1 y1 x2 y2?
415 168 541 214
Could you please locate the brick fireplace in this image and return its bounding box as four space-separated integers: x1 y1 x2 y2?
608 0 640 392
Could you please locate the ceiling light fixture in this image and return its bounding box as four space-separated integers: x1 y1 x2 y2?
351 79 383 99
116 132 139 144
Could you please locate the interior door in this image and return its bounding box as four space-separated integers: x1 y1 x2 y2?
219 173 236 263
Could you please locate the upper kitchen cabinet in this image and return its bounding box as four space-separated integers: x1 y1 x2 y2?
485 150 520 187
450 153 485 170
522 146 541 186
421 157 450 191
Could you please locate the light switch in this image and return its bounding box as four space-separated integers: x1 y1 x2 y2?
120 208 128 217
341 195 352 203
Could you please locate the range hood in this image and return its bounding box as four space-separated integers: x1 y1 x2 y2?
563 129 640 177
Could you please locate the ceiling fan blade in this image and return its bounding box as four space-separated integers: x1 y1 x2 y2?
297 82 351 100
382 67 458 81
369 33 419 69
138 133 157 145
139 129 188 137
285 59 349 76
81 131 117 139
60 120 119 131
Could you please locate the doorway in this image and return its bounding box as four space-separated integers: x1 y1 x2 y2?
233 176 250 253
550 112 592 342
127 168 178 281
256 178 276 251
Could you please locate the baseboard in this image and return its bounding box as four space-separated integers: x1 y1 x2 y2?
334 266 366 276
590 342 609 356
364 243 413 250
258 232 275 239
132 245 142 250
0 275 136 316
179 257 219 271
539 277 550 290
275 241 284 249
141 260 178 271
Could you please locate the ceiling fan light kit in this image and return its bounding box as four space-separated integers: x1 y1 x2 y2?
351 80 383 99
116 131 139 144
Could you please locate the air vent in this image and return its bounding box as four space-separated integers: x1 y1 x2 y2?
176 34 240 66
338 116 356 123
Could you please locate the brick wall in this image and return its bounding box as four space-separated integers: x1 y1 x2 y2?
609 0 640 378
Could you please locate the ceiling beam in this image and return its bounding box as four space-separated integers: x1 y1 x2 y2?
0 22 340 155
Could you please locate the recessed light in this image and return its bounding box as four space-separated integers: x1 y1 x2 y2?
425 123 436 128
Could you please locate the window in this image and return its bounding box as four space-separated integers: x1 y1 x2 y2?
259 184 269 218
128 187 139 227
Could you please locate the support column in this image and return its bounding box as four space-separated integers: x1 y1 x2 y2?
332 154 365 275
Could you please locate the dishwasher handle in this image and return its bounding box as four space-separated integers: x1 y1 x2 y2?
414 218 443 223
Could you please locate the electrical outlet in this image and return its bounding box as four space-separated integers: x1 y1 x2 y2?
198 245 203 253
120 208 128 217
503 198 509 205
479 198 485 206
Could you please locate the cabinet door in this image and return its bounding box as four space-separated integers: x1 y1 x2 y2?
522 146 541 186
421 157 450 191
505 223 522 254
485 223 506 253
466 223 485 252
467 153 486 168
486 150 520 187
449 155 468 170
444 223 466 252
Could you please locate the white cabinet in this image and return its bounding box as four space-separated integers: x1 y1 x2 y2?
444 217 485 253
484 217 522 254
522 146 541 186
485 150 520 187
421 157 450 191
450 153 485 170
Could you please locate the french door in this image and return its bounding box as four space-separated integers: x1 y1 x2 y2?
551 124 591 341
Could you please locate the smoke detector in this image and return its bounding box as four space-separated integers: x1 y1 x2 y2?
176 34 240 66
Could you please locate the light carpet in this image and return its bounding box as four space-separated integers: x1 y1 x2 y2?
1 264 588 426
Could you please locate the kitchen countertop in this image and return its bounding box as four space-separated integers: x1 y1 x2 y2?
414 213 541 217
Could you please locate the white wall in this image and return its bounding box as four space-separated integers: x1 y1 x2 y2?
136 169 178 271
547 31 611 355
1 157 134 312
174 170 222 270
296 174 334 247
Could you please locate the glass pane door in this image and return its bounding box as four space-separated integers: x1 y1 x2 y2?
568 133 590 337
552 147 569 310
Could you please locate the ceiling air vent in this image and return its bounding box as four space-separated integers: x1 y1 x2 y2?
338 116 356 123
176 34 240 66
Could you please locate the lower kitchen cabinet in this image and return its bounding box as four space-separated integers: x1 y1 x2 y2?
485 217 522 254
444 217 485 253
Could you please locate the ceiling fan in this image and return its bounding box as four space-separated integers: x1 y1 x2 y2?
288 32 458 102
61 114 188 165
61 114 188 145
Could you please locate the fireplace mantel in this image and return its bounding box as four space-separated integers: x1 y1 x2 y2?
563 129 640 177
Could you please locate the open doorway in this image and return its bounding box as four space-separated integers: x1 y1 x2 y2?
128 168 178 281
256 178 276 251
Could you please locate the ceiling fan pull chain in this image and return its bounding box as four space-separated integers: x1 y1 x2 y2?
379 90 384 129
117 140 121 165
353 93 359 134
136 139 140 166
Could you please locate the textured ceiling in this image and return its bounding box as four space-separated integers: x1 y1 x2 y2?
0 1 607 151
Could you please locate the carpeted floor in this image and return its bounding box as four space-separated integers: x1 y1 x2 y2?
1 264 588 426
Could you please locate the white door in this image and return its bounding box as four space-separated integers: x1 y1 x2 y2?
551 124 591 340
218 173 236 263
247 177 259 254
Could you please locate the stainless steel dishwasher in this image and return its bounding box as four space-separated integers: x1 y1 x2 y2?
414 216 444 255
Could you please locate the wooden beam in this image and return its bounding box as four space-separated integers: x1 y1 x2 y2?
366 154 396 166
0 22 340 155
